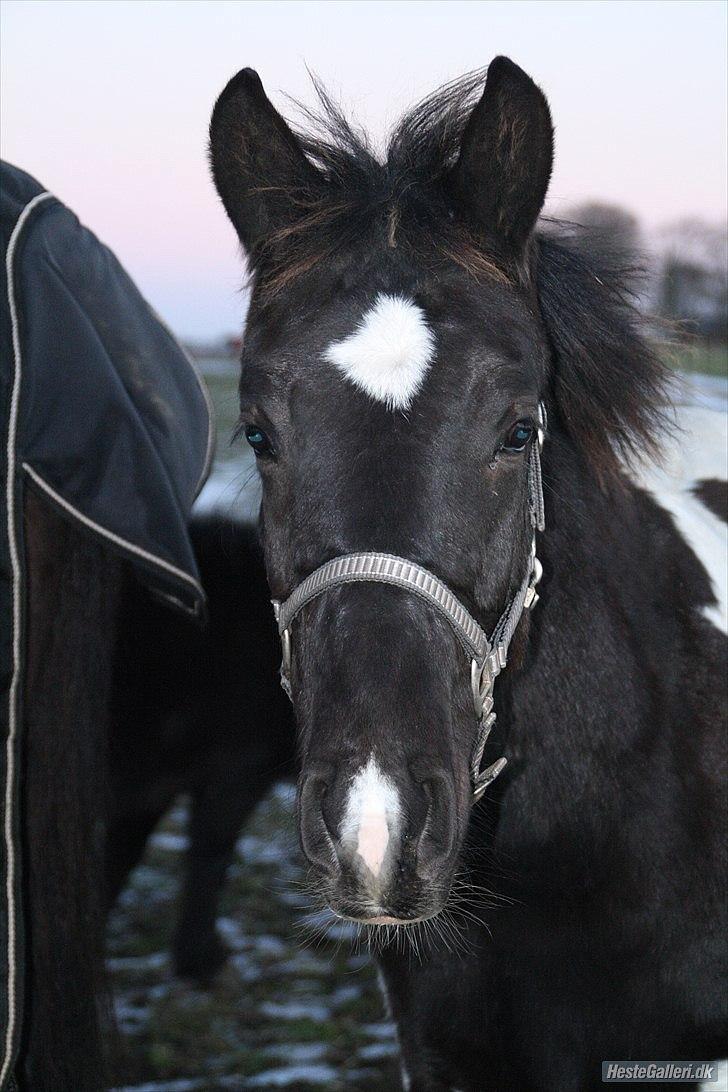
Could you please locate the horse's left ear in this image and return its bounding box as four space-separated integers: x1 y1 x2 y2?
449 56 553 260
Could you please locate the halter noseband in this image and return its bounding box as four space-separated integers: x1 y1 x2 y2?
272 404 546 803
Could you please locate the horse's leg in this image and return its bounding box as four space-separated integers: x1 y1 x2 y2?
19 487 122 1091
171 761 280 981
171 725 292 982
104 802 172 912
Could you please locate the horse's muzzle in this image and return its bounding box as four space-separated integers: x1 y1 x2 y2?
298 760 459 922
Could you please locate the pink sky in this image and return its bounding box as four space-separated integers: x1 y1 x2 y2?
2 0 726 338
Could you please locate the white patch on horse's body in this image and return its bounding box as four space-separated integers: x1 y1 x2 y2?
324 293 435 410
340 755 400 877
632 405 728 634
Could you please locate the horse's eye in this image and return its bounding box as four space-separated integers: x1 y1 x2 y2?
244 425 274 457
502 420 535 453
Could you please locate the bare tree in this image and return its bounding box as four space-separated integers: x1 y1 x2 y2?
567 201 642 254
655 219 728 340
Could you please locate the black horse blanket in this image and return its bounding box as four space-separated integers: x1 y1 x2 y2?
0 162 212 1085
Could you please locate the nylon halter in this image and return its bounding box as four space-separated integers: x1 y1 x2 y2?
272 404 547 803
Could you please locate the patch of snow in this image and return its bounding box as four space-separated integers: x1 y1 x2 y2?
249 934 287 957
106 952 169 973
361 1022 397 1039
113 1080 213 1092
245 1065 340 1088
262 1043 328 1064
358 1041 400 1061
193 459 260 521
230 952 262 983
259 1001 331 1022
236 835 290 866
216 917 248 951
330 985 362 1008
150 832 189 853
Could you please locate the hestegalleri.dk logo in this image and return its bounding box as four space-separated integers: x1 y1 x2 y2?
602 1061 719 1083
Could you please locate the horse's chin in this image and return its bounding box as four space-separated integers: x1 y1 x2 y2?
332 908 442 927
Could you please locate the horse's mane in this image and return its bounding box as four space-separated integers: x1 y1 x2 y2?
260 69 507 290
535 229 672 482
261 72 672 483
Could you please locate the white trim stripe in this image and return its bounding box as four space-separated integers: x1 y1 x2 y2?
22 465 205 609
2 189 207 1087
2 189 54 1088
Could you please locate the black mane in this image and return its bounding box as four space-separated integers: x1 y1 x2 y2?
292 68 486 196
536 231 672 482
255 70 509 291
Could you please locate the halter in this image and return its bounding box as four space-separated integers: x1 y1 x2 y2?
272 404 547 803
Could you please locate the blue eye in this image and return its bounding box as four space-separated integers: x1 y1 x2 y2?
244 425 273 457
502 420 534 453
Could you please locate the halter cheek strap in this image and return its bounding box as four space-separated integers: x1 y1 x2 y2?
272 404 547 803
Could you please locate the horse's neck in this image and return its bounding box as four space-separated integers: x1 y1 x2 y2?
534 439 681 669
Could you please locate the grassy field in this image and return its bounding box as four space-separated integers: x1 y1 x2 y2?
199 364 246 465
662 341 727 377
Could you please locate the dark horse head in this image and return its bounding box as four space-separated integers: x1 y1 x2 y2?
209 59 661 928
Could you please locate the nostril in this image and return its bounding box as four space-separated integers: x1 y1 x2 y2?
298 772 338 873
416 772 457 872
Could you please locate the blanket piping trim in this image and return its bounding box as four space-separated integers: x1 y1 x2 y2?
2 189 54 1089
22 463 206 610
1 188 210 1087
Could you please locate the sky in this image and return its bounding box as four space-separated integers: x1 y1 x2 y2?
1 0 726 339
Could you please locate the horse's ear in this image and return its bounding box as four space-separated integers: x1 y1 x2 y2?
449 56 553 260
209 68 320 254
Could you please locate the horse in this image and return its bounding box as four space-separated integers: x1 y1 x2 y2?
208 58 727 1090
106 512 294 982
0 162 211 1091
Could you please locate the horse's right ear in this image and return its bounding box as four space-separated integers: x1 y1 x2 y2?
209 68 320 255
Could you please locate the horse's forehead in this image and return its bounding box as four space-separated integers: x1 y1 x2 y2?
323 293 435 412
244 276 543 410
